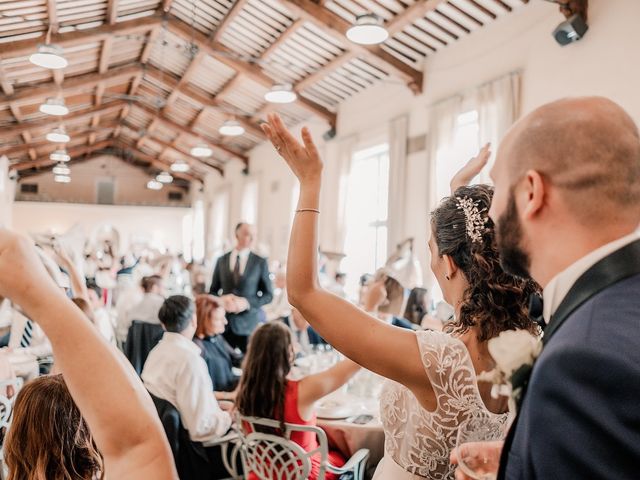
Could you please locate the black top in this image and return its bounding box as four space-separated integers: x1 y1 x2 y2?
193 335 243 392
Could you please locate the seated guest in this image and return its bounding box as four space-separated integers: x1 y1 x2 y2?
0 229 176 478
124 275 164 330
237 322 360 480
142 295 232 479
4 374 103 479
283 308 326 355
402 287 428 326
193 294 242 396
72 297 116 345
263 268 290 322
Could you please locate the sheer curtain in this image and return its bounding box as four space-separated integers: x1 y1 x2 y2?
387 115 409 254
475 71 522 183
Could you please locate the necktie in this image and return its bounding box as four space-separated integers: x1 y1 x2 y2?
20 319 34 348
233 254 241 286
528 293 546 331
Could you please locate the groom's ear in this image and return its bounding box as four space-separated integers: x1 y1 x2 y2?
521 169 546 220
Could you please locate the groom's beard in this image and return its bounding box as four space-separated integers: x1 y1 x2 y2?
495 191 532 279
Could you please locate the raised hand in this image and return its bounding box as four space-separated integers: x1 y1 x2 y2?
450 142 491 193
450 440 503 480
261 113 323 184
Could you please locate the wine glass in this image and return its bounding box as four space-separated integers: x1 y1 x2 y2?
455 417 506 480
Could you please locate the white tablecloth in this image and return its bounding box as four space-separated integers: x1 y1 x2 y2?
317 389 385 478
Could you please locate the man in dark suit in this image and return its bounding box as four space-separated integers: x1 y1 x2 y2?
452 97 640 479
209 223 273 352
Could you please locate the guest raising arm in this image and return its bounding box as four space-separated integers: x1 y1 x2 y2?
0 229 176 480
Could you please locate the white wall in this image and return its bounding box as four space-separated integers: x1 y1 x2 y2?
205 0 640 279
12 201 189 253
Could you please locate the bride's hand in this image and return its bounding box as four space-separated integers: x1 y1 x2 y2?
450 142 491 193
261 113 323 184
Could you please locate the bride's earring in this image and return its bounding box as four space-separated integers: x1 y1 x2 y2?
445 275 450 280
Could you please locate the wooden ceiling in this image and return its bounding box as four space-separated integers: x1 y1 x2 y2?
0 0 529 183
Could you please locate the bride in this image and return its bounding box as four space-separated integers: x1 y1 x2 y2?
261 115 539 479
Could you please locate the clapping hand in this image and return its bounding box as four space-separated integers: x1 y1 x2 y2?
221 295 249 313
450 142 491 193
261 113 323 184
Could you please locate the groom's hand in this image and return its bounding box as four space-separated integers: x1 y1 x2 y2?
450 440 503 480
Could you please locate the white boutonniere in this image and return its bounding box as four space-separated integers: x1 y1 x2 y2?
478 329 542 414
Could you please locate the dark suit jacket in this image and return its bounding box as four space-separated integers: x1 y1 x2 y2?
209 251 273 336
193 335 242 392
500 242 640 479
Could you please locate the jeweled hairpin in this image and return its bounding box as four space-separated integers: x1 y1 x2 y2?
455 196 488 243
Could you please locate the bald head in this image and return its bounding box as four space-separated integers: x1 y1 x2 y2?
498 97 640 225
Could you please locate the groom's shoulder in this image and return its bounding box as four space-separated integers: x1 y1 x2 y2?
539 272 640 371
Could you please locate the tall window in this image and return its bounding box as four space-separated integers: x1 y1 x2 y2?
241 178 258 225
342 143 390 298
210 189 229 259
435 110 480 202
431 110 480 304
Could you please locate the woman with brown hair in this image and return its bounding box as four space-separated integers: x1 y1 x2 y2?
193 294 242 396
236 321 360 480
4 374 103 480
0 230 176 480
260 114 539 479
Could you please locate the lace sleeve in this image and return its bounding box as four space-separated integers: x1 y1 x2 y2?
415 330 481 412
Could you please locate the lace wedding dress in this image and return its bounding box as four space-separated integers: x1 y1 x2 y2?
373 330 508 480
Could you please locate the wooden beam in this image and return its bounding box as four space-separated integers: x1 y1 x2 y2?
129 123 225 171
384 0 446 38
1 101 126 137
140 26 161 64
114 140 204 181
4 122 120 157
295 51 356 92
145 66 264 138
132 100 248 163
53 69 64 85
260 19 304 60
1 63 140 106
0 15 162 59
212 0 250 43
106 0 120 24
99 38 113 74
163 50 206 108
165 17 337 125
281 0 423 93
0 65 14 95
10 140 113 171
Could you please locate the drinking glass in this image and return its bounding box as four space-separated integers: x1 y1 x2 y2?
455 417 506 480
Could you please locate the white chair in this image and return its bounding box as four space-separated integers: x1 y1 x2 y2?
203 431 242 480
236 413 369 480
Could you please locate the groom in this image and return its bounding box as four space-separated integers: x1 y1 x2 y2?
453 97 640 479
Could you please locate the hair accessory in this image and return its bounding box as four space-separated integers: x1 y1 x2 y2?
455 196 488 243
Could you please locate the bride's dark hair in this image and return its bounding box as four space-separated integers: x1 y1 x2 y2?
430 184 539 342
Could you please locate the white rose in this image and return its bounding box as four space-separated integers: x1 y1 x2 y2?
487 329 542 377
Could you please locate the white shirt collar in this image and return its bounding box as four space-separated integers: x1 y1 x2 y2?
232 248 251 258
542 231 640 323
161 331 201 355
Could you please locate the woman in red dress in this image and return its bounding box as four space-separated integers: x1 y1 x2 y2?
237 321 360 479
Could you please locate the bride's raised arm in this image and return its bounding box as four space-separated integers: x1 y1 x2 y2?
261 114 434 407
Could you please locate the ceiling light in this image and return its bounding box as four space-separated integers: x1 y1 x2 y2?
52 163 70 175
147 180 163 190
219 120 245 137
54 174 71 183
170 160 190 173
190 145 213 157
265 84 297 104
156 171 173 183
39 97 69 116
50 149 70 162
29 44 68 69
46 127 70 143
346 13 389 45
